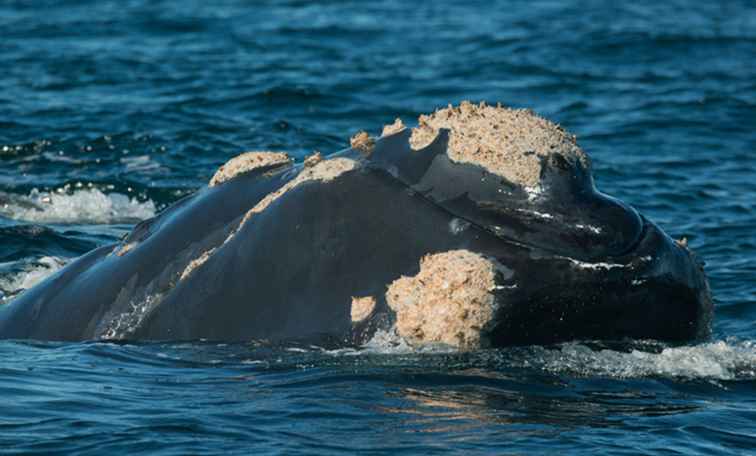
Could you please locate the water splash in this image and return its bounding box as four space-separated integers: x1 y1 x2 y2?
342 330 756 381
0 256 67 302
536 340 756 381
0 188 156 224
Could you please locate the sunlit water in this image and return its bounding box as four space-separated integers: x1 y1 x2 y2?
1 1 755 454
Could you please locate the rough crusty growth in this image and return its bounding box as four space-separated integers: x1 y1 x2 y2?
409 101 587 187
114 241 137 257
304 151 323 167
180 248 216 281
350 131 375 156
381 118 406 137
209 152 291 187
386 250 500 349
186 158 358 282
240 157 358 225
351 296 376 323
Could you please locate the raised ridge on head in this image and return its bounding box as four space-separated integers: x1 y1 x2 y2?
238 157 359 226
209 151 291 187
381 118 406 137
409 101 588 187
350 131 375 156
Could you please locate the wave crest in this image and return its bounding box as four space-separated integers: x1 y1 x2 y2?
0 256 67 302
1 188 155 224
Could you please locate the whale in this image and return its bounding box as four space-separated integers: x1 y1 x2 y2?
0 102 713 348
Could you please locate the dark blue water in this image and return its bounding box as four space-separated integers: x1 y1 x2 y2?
1 1 755 454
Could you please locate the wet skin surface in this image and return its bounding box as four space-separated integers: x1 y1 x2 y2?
0 131 712 345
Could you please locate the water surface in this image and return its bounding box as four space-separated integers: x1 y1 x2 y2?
1 1 755 454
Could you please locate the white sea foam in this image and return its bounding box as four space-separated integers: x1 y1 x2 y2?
539 340 756 381
1 188 156 224
524 184 544 202
356 327 462 355
361 328 417 354
347 326 756 381
0 256 68 301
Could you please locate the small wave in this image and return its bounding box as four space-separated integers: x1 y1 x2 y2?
538 340 756 381
0 256 67 302
348 328 756 381
360 328 458 355
0 188 156 224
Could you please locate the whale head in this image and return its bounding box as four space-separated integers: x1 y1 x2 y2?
360 102 712 348
0 102 713 348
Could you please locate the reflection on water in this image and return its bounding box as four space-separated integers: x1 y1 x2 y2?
388 380 700 435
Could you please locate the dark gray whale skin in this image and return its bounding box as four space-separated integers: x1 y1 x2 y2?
0 129 712 345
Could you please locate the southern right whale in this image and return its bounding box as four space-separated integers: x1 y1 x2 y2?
0 101 713 348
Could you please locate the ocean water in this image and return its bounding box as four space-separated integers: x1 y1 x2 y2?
1 0 755 454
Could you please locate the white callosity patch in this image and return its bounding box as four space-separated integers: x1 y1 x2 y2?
350 296 376 323
179 158 360 288
0 188 155 224
0 256 68 302
303 151 323 167
179 248 216 281
112 152 288 258
409 101 588 188
349 131 375 156
209 151 291 187
381 118 406 137
238 157 358 227
386 250 501 350
113 242 137 257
